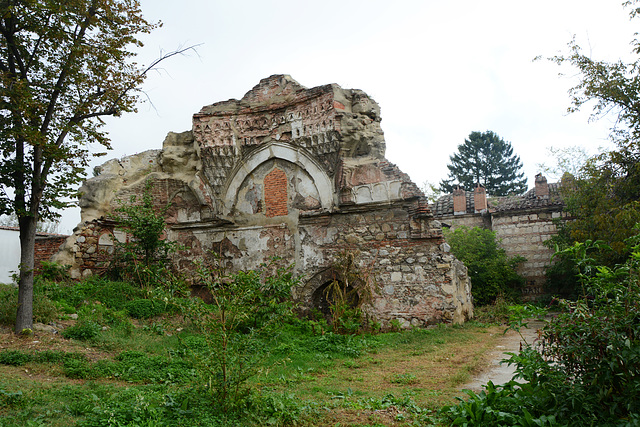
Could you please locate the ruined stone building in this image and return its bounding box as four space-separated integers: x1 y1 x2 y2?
53 75 473 327
431 174 567 299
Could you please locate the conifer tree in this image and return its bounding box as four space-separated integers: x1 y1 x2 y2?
440 131 527 196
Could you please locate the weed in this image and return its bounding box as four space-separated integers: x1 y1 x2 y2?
36 261 71 283
0 349 33 366
390 373 419 386
178 259 300 414
124 298 165 319
0 388 23 407
389 318 403 332
324 250 378 334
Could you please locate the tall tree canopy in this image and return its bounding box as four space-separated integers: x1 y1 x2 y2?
0 0 162 333
440 130 527 196
546 0 640 265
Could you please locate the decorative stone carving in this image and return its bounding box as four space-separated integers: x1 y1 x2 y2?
54 75 474 326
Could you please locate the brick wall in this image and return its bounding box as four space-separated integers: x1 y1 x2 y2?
34 235 69 271
264 167 289 217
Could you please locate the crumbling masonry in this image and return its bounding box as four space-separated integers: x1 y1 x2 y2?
53 75 473 327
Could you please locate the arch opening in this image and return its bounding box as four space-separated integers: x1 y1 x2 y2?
311 280 361 320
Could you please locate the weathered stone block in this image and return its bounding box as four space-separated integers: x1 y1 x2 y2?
54 75 473 327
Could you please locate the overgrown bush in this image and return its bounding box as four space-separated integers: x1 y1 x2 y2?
322 250 378 334
62 321 101 341
179 259 299 414
444 226 525 305
124 298 165 319
0 282 60 326
108 178 183 290
442 236 640 425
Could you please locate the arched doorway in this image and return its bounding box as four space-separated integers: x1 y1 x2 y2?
311 279 361 320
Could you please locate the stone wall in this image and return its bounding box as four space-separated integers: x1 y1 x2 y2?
432 176 566 300
492 209 568 299
53 75 473 327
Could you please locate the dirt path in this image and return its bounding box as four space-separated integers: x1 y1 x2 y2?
463 320 544 392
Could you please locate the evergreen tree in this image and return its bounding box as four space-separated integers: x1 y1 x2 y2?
440 131 528 196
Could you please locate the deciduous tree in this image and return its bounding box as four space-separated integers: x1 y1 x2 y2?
0 0 186 333
440 131 527 196
545 0 640 265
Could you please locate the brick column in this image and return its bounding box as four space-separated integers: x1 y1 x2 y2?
535 173 549 198
453 186 466 215
474 184 487 213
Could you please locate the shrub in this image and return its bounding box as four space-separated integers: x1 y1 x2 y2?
179 259 299 414
321 251 378 335
108 178 181 289
442 237 640 425
0 350 33 366
0 283 60 326
62 321 101 341
124 298 165 319
0 284 18 325
36 261 70 282
444 226 525 306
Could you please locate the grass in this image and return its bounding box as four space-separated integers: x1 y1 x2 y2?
0 278 509 426
255 323 498 412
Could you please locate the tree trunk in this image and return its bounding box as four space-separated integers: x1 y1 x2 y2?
15 215 37 333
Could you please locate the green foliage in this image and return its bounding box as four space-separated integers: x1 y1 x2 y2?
552 171 640 266
62 351 196 383
0 388 23 407
0 350 33 366
323 250 378 334
440 380 560 426
440 131 527 196
390 373 419 385
41 277 143 310
179 259 299 414
542 2 640 270
443 236 640 425
0 0 163 334
124 298 166 319
36 261 71 283
0 349 87 367
0 282 60 326
472 295 514 324
77 387 185 427
61 321 101 341
445 226 526 305
108 179 184 290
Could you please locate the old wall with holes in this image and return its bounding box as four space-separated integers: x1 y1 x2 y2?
53 75 473 327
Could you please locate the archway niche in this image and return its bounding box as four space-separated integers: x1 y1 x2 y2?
311 280 361 319
221 142 334 216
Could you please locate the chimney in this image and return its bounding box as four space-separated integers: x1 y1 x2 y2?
474 184 487 213
453 186 466 215
535 173 549 199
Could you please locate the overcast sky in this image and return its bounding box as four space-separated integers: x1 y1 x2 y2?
59 0 637 233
